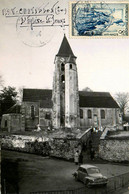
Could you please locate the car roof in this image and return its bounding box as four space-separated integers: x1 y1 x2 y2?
79 164 99 169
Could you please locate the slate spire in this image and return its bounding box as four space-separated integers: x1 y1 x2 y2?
56 34 76 58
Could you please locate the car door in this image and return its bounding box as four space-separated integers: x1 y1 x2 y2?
78 167 83 181
78 167 87 182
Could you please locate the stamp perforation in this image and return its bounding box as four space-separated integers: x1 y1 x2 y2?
69 1 129 38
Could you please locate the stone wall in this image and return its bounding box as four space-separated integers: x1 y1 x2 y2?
1 114 22 132
52 54 80 129
65 62 80 128
99 139 129 162
22 101 39 130
39 108 52 127
1 134 80 160
50 138 79 160
1 135 50 156
80 108 121 129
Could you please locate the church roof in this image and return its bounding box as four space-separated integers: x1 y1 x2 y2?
23 89 52 108
23 89 119 109
5 104 21 114
79 91 119 108
56 35 76 58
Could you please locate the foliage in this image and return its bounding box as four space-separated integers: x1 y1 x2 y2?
82 87 93 92
0 86 18 116
115 92 129 119
0 74 4 89
17 86 24 104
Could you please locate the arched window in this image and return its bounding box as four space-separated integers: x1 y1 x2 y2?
31 105 35 119
61 115 65 124
70 64 72 69
5 120 8 127
88 109 92 119
61 75 65 83
61 63 65 71
80 109 83 119
101 110 105 119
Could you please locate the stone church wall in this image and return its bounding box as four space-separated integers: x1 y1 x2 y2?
80 108 120 128
1 114 22 132
39 108 52 127
22 102 39 130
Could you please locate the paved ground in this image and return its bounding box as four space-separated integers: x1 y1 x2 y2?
113 185 129 194
1 150 129 194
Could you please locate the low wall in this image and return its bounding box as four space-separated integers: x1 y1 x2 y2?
1 135 50 156
99 139 129 162
1 135 80 160
50 138 79 160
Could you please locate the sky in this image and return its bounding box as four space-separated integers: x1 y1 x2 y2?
0 0 129 94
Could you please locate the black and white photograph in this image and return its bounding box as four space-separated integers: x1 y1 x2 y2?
0 0 129 194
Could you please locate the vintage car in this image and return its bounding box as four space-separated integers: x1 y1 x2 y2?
73 164 108 187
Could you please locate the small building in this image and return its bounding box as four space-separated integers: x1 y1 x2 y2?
1 104 23 132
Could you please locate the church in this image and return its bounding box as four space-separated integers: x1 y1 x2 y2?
1 35 121 132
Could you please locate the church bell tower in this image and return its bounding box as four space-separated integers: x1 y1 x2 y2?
52 35 80 129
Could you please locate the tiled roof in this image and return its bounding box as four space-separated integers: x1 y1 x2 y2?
56 35 76 58
79 91 119 108
23 89 119 109
23 89 52 108
6 104 21 113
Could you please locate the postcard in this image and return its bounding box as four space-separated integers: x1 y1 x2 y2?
0 0 129 194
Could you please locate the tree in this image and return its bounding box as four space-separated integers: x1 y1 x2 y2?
82 87 93 92
115 92 129 120
17 86 24 104
0 74 4 89
0 86 18 117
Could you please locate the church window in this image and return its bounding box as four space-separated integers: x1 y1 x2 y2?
88 109 92 119
45 112 51 120
31 105 35 119
101 110 105 119
61 115 64 124
61 63 65 71
5 120 8 127
70 64 72 69
80 109 83 119
61 75 65 83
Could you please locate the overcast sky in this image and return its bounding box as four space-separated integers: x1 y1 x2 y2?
0 0 129 94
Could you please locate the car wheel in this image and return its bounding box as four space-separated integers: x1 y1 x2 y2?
84 179 89 187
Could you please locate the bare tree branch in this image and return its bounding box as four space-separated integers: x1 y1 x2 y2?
115 92 129 119
82 87 93 92
17 86 25 104
0 74 4 89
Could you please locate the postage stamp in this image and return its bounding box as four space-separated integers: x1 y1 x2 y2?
69 1 129 37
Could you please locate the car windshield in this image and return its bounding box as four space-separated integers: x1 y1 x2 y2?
87 168 100 174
